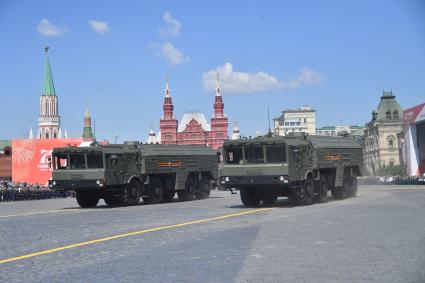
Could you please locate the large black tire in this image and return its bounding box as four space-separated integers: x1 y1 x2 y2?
104 195 120 207
118 180 141 206
348 176 358 198
261 189 278 206
240 187 261 207
76 191 99 208
143 177 163 204
178 176 196 201
162 190 175 202
291 176 314 205
318 175 329 203
331 173 352 200
195 178 212 199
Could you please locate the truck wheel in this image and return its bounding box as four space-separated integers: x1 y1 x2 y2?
178 176 196 201
240 187 261 207
261 189 278 206
318 176 329 203
162 191 175 202
119 180 141 206
195 178 212 199
143 177 163 204
104 194 120 207
349 176 358 197
76 191 99 208
331 175 351 200
291 176 314 205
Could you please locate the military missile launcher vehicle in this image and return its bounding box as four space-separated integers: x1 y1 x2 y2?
220 134 362 206
49 142 218 208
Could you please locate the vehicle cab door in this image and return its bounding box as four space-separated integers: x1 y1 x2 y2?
124 152 139 182
105 153 125 185
289 146 303 181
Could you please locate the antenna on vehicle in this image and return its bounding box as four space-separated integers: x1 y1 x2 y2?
267 106 273 138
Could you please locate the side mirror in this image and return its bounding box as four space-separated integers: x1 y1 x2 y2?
216 151 222 163
48 157 52 168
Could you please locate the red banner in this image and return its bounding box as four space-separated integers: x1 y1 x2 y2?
403 103 425 127
12 138 83 185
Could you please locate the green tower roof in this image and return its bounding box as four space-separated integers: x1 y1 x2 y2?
42 47 56 96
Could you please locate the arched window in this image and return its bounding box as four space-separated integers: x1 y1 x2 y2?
389 158 395 166
393 111 399 119
387 135 396 148
386 111 391 119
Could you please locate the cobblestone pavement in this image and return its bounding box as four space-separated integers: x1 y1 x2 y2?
0 185 424 283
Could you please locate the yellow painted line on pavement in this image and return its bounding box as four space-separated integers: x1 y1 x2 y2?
0 208 273 264
0 209 79 219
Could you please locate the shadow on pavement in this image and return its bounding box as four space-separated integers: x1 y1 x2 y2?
227 196 340 209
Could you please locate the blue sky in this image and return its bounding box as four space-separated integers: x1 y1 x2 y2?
0 0 424 142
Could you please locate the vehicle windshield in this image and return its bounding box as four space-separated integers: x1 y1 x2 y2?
87 152 103 168
224 144 286 164
225 146 244 164
53 152 104 169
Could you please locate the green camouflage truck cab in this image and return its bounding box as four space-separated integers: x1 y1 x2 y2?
49 142 218 207
220 135 363 206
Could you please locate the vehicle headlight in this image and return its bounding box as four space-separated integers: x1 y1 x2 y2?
279 176 285 181
225 177 230 182
96 180 101 185
52 180 57 185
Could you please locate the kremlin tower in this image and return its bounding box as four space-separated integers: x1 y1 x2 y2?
37 47 61 139
82 108 94 141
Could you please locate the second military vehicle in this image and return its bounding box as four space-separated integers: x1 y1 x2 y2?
220 134 362 206
49 142 218 207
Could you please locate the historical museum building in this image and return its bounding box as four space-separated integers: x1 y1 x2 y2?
149 76 229 150
273 106 316 136
363 91 403 174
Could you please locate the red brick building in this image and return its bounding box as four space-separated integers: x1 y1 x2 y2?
150 76 228 150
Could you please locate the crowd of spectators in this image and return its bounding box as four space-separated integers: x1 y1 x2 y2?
0 179 68 202
358 175 425 185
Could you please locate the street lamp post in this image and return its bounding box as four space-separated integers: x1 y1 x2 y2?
114 134 118 144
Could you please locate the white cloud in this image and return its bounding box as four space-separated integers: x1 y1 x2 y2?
151 42 189 66
159 11 181 37
284 68 323 89
37 18 66 37
202 63 323 94
88 20 109 34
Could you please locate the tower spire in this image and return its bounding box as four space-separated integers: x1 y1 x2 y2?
165 74 170 97
43 46 56 96
215 72 221 96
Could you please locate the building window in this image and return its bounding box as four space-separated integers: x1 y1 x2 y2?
393 111 399 119
386 111 391 119
387 135 396 148
389 158 395 166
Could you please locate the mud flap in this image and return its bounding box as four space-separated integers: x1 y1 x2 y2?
335 163 343 187
175 169 188 191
